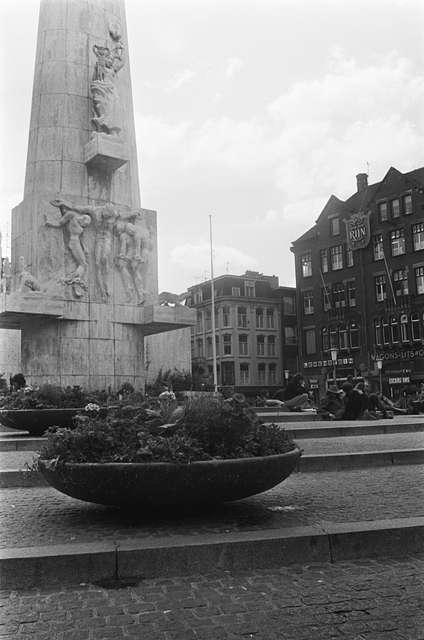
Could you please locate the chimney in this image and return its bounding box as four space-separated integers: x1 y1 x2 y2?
356 173 368 192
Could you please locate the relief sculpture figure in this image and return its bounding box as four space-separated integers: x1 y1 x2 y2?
47 200 91 297
115 219 137 301
90 25 125 136
115 209 151 304
17 256 41 293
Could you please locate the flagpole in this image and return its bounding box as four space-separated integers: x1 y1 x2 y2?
209 214 218 393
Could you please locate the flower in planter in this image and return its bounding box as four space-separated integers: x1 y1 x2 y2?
84 403 101 413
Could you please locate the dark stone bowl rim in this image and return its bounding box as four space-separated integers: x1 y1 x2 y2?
0 407 109 413
38 447 301 469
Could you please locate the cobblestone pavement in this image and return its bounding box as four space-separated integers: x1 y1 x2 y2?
1 555 423 639
2 431 424 471
1 466 423 549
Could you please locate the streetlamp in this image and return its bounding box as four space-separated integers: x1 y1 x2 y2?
376 358 383 394
284 369 289 386
330 347 338 387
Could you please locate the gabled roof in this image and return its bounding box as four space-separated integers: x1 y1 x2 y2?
292 165 424 247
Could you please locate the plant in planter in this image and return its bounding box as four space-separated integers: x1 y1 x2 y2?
36 393 301 507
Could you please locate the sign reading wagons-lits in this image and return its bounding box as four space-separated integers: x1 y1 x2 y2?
345 212 371 250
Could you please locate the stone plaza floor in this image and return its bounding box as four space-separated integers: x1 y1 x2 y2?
1 555 423 639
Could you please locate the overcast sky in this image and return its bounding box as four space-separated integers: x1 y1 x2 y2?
1 0 423 293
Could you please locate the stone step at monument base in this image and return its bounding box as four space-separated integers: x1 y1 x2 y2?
1 463 422 588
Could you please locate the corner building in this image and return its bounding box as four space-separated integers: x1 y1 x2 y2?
291 166 424 398
186 271 297 394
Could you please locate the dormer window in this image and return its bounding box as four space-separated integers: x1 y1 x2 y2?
330 217 340 236
301 251 312 277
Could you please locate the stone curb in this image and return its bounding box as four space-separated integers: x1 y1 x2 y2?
1 517 423 589
1 448 424 488
286 421 424 439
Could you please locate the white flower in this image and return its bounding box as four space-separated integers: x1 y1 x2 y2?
23 386 33 394
84 403 100 412
158 391 176 401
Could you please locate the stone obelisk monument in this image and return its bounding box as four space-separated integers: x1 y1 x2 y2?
0 0 194 390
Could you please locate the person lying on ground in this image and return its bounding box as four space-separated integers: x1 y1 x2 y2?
317 385 345 420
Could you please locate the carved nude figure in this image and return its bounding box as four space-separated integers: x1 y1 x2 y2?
91 26 125 136
47 200 91 282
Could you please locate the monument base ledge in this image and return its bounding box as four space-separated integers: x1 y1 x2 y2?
0 293 64 329
122 304 197 335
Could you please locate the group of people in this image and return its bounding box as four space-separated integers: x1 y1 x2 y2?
257 373 424 420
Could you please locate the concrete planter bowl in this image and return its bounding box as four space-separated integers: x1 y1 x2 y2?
0 408 108 436
38 447 302 507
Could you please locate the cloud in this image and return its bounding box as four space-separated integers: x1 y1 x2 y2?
170 242 258 287
169 68 197 89
225 57 244 78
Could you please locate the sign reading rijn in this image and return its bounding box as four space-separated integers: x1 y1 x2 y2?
345 212 371 250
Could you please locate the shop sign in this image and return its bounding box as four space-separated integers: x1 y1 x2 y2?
388 376 410 385
373 348 424 361
304 357 354 369
345 212 371 250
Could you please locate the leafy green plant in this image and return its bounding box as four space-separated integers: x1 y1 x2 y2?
0 384 144 410
36 394 295 466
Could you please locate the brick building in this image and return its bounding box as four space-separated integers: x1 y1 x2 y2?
185 271 297 395
291 166 424 398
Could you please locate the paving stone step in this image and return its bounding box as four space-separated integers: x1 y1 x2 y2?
1 516 423 589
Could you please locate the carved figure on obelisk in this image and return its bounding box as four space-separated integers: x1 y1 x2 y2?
115 219 137 301
46 200 91 296
90 24 125 136
69 202 119 300
0 257 11 293
17 256 41 293
114 209 151 304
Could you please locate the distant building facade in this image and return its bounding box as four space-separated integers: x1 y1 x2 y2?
186 271 297 394
291 166 424 398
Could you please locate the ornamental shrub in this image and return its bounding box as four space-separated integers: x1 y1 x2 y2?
36 394 295 466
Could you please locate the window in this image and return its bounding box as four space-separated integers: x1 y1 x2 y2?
197 311 203 331
266 308 275 328
237 307 247 327
346 247 354 267
330 326 338 348
232 287 241 296
378 202 388 222
330 217 340 236
400 315 409 343
284 326 297 345
322 286 332 311
373 234 384 261
205 310 211 330
391 229 405 256
194 290 203 303
322 328 329 351
333 282 345 309
411 313 421 341
349 321 360 349
375 275 387 302
267 335 276 356
382 319 390 344
301 251 312 277
413 223 424 251
206 337 212 357
391 199 400 218
374 319 382 346
222 306 230 327
245 281 255 297
238 334 248 355
330 245 343 270
416 267 424 295
320 249 329 273
339 326 349 350
223 334 232 355
197 338 204 358
303 290 314 315
258 363 266 385
304 328 316 355
257 335 265 356
393 268 409 297
268 363 277 385
390 317 400 343
256 308 264 328
283 296 296 315
403 194 412 215
239 363 249 385
347 281 356 307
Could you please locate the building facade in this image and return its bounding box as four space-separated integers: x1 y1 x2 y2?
291 166 424 398
186 271 297 394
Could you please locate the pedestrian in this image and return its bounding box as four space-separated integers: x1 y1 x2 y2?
318 385 345 420
284 373 312 411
